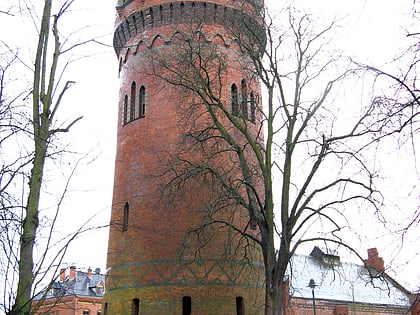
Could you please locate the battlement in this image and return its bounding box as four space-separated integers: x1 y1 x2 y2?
113 1 263 56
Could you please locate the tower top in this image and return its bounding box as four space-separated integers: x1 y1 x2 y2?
113 0 264 57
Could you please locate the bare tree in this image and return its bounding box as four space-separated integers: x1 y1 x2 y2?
133 2 420 314
0 0 89 313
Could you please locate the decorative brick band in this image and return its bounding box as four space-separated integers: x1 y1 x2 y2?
113 1 259 56
106 258 264 292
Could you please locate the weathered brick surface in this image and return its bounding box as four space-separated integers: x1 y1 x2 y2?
287 298 412 315
105 0 265 314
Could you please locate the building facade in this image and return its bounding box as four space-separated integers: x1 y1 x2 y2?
104 0 265 314
33 266 105 315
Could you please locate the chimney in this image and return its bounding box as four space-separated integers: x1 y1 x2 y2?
364 248 385 272
87 267 93 278
59 268 66 281
69 266 77 280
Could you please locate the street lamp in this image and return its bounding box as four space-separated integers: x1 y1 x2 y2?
308 279 317 315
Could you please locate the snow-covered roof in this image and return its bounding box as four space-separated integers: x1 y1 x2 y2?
288 251 411 306
34 270 105 301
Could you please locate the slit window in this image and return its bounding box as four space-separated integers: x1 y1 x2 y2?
132 298 140 315
139 85 146 117
182 296 191 315
241 79 248 119
103 303 108 315
122 202 129 232
231 84 238 116
123 94 128 125
130 82 136 121
250 92 256 123
236 296 244 315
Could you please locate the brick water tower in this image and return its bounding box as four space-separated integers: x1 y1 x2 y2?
105 0 265 314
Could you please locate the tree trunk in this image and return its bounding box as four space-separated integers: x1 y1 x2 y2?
13 0 52 313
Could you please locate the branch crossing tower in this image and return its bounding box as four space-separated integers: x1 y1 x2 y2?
105 0 265 314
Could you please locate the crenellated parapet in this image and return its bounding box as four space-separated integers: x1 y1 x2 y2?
113 1 264 57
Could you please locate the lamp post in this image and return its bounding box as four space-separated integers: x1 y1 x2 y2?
308 279 317 315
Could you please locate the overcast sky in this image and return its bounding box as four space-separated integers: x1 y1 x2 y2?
1 0 418 291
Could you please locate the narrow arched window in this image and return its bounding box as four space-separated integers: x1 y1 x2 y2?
241 79 248 119
103 302 108 315
250 92 256 123
130 82 136 121
170 3 174 21
123 94 128 125
132 298 140 315
122 202 129 232
182 296 191 315
141 11 145 29
139 85 146 117
231 84 238 116
181 2 185 17
149 8 154 26
236 296 244 315
213 4 218 23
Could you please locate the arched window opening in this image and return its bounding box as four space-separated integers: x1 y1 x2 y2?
103 303 108 315
139 85 146 117
231 84 238 116
159 5 163 22
123 94 128 125
149 8 154 26
119 57 123 74
126 19 131 38
250 92 256 123
182 296 191 315
241 79 248 119
141 11 145 29
181 2 185 16
130 81 136 121
122 202 129 232
132 298 140 315
236 296 245 315
170 3 174 21
213 4 218 23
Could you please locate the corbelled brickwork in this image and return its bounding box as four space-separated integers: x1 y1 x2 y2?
104 0 265 314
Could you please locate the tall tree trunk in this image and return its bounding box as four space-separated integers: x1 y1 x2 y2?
13 1 52 313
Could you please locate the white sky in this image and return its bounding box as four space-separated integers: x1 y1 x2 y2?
0 0 418 292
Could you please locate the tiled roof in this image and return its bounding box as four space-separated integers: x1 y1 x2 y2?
35 270 105 301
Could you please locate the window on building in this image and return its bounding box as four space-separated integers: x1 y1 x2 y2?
122 202 129 232
241 79 248 119
236 296 244 315
83 311 90 315
150 7 154 26
182 296 191 315
123 94 128 125
130 81 136 121
231 84 238 116
250 92 256 123
139 85 146 117
132 298 140 315
103 303 108 315
97 312 101 315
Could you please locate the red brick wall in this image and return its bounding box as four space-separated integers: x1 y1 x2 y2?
287 298 410 315
33 296 102 315
105 0 265 314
